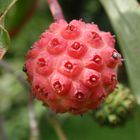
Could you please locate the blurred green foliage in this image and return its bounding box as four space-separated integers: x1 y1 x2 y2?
0 0 12 13
0 0 140 140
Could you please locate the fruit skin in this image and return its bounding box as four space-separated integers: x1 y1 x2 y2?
24 19 122 115
93 84 137 126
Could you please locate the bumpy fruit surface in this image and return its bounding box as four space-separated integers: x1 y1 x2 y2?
93 84 137 126
24 19 122 114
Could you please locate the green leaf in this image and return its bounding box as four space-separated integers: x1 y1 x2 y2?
100 0 140 140
0 25 10 59
0 0 18 59
100 0 140 103
0 0 12 13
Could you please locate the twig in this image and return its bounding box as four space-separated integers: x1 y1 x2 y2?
28 93 40 140
0 0 18 60
47 110 68 140
0 48 6 60
0 117 9 140
50 118 67 140
47 0 64 20
0 24 9 60
0 0 18 22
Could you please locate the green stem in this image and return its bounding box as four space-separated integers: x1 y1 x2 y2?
0 0 18 22
47 110 68 140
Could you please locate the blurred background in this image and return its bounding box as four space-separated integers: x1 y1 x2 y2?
0 0 139 140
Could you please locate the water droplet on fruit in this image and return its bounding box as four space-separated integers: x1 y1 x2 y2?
112 51 118 59
112 50 119 59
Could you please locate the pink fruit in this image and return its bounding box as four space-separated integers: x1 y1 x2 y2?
24 19 122 114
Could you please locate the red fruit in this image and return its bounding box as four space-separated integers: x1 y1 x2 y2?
24 19 122 114
84 50 103 71
61 24 80 39
101 32 115 47
58 56 82 78
80 68 101 89
86 31 103 48
49 72 72 94
67 42 87 58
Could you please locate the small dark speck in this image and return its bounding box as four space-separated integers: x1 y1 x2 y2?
22 65 27 72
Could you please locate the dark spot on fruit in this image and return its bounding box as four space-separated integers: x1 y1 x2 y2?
22 65 27 72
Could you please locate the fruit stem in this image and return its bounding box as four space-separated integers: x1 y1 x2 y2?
47 110 68 140
47 0 65 20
